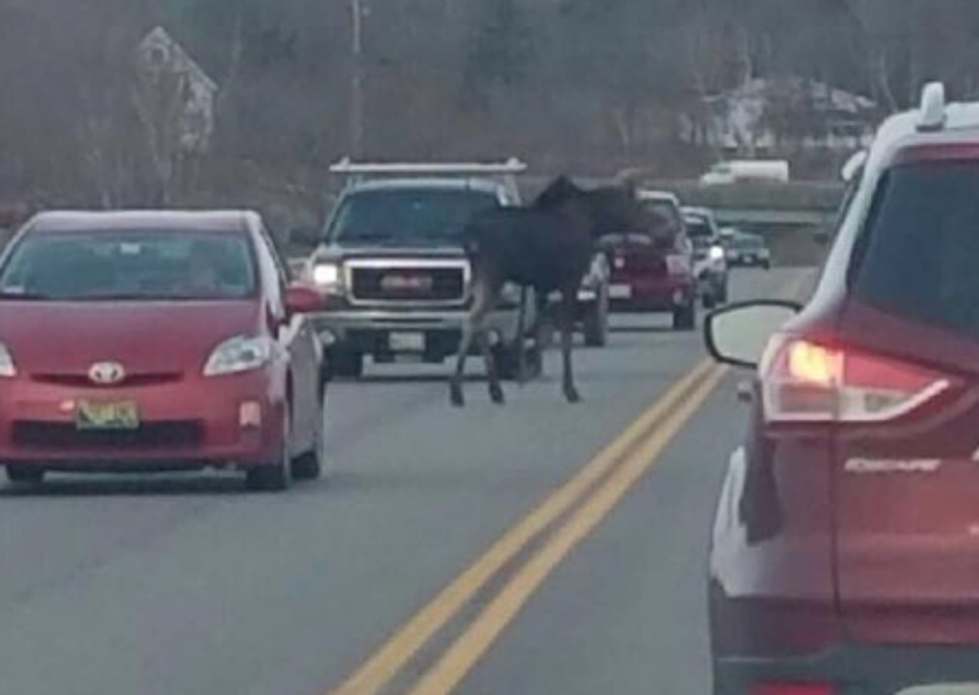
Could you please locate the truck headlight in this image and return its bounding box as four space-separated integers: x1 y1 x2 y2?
204 336 273 377
709 245 725 261
313 262 341 288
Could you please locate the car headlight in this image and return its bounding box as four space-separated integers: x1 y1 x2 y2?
312 262 342 289
709 245 725 261
204 336 273 377
0 341 16 378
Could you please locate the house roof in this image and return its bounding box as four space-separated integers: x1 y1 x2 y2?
137 26 218 93
707 77 876 115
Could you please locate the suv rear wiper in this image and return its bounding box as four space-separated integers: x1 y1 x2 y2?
0 290 49 301
341 231 400 242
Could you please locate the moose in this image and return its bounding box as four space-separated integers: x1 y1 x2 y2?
449 176 651 407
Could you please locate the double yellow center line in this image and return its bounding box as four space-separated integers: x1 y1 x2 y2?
329 358 728 695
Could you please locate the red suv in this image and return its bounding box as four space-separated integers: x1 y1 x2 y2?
607 190 697 330
705 82 979 695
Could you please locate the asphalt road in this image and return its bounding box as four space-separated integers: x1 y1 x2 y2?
0 267 806 695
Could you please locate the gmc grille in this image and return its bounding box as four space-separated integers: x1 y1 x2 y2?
348 263 468 305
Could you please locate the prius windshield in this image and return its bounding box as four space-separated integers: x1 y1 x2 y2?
0 231 257 301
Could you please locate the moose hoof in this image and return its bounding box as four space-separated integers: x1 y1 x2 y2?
489 383 506 405
564 386 582 404
450 385 465 408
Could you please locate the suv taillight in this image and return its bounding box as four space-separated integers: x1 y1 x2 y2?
760 335 951 423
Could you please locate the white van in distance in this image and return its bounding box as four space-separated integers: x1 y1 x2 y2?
699 160 790 185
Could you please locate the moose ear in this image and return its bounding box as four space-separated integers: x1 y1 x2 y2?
614 170 639 196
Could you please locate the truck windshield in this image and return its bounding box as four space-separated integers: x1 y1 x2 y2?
328 188 500 243
734 235 765 250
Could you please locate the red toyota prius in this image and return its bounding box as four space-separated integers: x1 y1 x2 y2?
0 211 325 491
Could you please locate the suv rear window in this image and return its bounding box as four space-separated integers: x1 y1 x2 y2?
854 160 979 337
684 215 715 248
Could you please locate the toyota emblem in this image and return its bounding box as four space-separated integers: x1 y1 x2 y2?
88 361 126 386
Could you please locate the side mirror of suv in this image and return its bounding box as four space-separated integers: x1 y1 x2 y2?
705 300 801 368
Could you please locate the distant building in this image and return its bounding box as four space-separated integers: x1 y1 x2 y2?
136 27 218 154
682 77 880 156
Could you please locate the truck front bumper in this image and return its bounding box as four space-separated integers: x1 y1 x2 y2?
307 309 519 361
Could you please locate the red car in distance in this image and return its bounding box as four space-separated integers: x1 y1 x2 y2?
606 190 698 330
0 211 325 491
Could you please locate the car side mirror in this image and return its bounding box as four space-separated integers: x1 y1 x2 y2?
288 226 322 252
284 283 323 316
705 300 801 368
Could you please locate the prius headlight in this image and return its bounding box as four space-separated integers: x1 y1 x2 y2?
0 341 15 378
204 336 273 377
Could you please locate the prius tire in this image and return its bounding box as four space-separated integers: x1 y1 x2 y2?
291 403 324 482
246 408 292 493
5 465 45 485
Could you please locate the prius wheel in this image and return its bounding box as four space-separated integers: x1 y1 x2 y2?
291 409 324 482
6 465 45 485
246 409 292 492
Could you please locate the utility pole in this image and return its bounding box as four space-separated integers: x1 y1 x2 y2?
350 0 365 157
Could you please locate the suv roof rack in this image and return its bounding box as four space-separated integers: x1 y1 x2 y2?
329 157 528 195
917 81 947 132
330 157 527 177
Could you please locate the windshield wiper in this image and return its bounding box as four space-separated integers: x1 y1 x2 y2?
342 231 400 242
0 290 49 301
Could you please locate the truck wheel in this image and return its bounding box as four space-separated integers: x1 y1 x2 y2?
673 300 697 331
6 465 45 485
582 289 609 347
494 341 542 381
717 279 729 305
331 348 363 379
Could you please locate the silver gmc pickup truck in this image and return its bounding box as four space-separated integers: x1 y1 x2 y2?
298 160 542 379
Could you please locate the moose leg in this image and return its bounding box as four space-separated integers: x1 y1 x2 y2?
450 273 496 407
516 286 529 385
559 288 581 403
477 326 505 404
535 290 552 352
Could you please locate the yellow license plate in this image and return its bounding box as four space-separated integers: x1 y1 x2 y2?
76 401 140 431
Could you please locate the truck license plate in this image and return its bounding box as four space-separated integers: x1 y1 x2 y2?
609 284 632 299
389 332 426 352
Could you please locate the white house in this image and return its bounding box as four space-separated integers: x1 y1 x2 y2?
135 27 218 154
682 78 879 156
